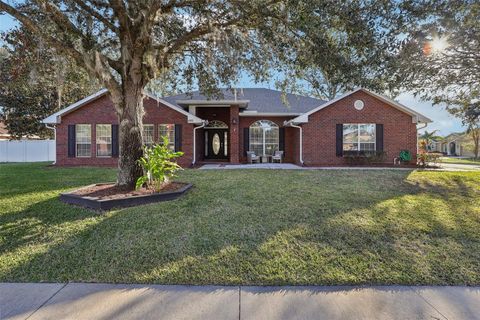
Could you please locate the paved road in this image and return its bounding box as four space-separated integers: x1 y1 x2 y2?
1 283 479 320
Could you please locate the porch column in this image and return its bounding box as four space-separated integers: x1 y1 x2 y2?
229 105 240 163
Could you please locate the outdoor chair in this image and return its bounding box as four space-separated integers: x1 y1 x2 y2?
246 151 260 164
272 151 284 163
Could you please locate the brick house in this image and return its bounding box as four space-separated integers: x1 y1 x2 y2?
42 88 432 167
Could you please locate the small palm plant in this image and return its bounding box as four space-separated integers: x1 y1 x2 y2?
136 136 184 192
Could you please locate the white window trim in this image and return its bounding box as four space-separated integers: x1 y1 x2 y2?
343 123 376 152
249 120 279 156
143 124 155 146
158 124 175 150
76 124 91 158
96 124 112 158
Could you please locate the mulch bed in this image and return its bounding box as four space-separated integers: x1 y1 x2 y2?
72 182 186 200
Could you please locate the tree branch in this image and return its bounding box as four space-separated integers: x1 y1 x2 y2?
70 0 118 33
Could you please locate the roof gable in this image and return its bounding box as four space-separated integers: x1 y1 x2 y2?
289 88 432 124
42 90 203 124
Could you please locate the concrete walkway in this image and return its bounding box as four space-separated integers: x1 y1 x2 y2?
2 283 479 320
199 162 480 171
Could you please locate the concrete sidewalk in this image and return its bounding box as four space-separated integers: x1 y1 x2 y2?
199 163 480 171
1 283 479 320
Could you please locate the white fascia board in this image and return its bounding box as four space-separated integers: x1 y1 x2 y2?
42 89 109 124
42 89 205 125
239 112 302 117
145 93 204 124
366 90 433 123
289 88 433 124
176 100 249 107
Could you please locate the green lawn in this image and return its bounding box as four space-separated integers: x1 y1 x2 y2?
440 157 480 165
1 163 480 285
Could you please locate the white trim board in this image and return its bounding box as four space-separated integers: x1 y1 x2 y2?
42 89 203 124
289 88 432 124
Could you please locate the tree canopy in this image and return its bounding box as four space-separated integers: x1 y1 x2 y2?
398 0 479 111
0 0 426 186
0 26 98 139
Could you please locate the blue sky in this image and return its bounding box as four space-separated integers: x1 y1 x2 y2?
0 13 465 135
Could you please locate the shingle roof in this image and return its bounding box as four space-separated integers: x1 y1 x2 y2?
162 88 326 114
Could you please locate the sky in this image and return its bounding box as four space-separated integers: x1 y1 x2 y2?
0 13 465 136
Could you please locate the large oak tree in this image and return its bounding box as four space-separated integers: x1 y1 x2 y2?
0 0 406 188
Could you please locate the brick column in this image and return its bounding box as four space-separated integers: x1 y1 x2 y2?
229 105 240 163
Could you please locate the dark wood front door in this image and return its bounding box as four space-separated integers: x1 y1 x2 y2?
205 129 228 160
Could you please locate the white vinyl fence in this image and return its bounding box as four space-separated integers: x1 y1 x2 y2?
0 140 55 162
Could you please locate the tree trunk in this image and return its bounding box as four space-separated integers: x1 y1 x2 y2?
115 82 145 189
472 128 479 160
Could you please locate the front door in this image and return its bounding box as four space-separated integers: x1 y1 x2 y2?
205 129 228 160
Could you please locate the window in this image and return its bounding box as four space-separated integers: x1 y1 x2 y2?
143 124 154 146
249 120 279 156
343 124 376 152
76 124 91 157
96 124 112 157
159 124 175 150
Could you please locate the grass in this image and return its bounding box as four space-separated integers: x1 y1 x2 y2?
1 163 480 285
440 157 480 165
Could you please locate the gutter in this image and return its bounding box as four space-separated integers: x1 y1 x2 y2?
45 124 57 164
192 120 207 166
285 121 304 165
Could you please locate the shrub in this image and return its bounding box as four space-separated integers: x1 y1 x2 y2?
136 136 184 191
343 151 387 165
417 152 442 167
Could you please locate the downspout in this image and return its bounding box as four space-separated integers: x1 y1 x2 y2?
417 122 428 154
192 120 207 166
289 123 304 165
45 124 56 164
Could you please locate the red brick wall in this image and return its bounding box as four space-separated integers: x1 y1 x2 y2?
56 94 194 167
300 91 418 166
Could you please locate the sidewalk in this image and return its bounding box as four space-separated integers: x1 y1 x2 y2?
2 283 479 320
199 163 480 171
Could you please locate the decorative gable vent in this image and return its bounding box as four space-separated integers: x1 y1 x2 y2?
354 100 364 110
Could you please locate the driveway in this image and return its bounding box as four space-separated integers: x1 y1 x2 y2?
2 283 480 320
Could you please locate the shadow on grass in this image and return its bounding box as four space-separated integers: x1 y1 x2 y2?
1 169 479 285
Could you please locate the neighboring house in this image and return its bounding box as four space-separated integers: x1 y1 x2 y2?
42 88 432 167
424 138 443 152
438 133 476 157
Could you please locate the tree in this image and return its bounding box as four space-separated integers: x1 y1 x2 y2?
0 0 407 188
450 100 480 159
274 0 408 100
0 0 293 188
419 130 439 151
0 26 98 139
398 0 479 112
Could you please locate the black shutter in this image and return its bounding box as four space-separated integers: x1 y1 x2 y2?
174 124 182 152
376 124 384 152
68 125 76 157
279 127 285 154
243 127 249 155
111 124 119 157
336 124 343 157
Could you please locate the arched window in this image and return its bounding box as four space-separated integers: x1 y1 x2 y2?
205 120 228 128
249 120 279 156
